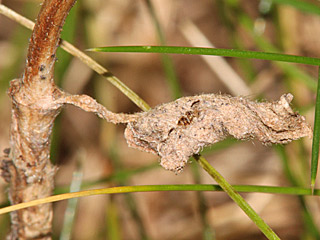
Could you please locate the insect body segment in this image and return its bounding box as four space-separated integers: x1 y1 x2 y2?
178 110 199 126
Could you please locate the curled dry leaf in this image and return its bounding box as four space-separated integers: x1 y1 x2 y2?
68 92 312 173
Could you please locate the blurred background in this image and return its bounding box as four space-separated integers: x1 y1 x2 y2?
0 0 320 239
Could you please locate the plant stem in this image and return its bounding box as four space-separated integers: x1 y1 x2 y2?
0 184 319 216
311 67 320 190
90 45 320 66
194 155 280 240
3 0 76 239
145 0 182 99
0 4 150 112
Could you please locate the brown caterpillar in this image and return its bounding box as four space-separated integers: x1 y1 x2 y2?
124 93 312 173
61 92 312 173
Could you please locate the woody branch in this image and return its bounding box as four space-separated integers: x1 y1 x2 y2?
1 0 134 237
3 0 76 239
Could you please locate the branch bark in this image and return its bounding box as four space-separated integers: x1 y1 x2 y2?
3 0 76 239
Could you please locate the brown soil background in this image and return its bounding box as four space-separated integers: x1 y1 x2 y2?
0 0 320 239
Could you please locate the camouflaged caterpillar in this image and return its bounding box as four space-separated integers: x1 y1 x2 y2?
64 93 312 173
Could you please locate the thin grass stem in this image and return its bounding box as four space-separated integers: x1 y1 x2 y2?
90 45 320 66
145 0 182 99
194 155 280 240
311 67 320 190
272 0 320 16
0 4 150 111
1 184 320 216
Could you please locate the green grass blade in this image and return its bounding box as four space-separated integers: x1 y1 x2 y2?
89 45 320 66
191 163 215 239
107 144 150 240
275 145 320 237
298 196 320 239
0 24 29 94
60 41 151 111
194 155 280 240
272 0 320 16
25 183 320 198
0 4 150 112
2 185 320 215
106 199 121 240
311 67 320 190
51 5 78 164
55 3 78 85
274 145 300 186
59 170 83 240
145 0 182 99
160 54 182 99
278 62 317 92
238 12 317 92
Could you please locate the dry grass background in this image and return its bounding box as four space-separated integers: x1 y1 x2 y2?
0 0 320 239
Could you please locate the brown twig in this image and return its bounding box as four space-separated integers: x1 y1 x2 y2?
0 4 150 112
3 0 76 239
1 2 142 238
